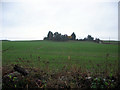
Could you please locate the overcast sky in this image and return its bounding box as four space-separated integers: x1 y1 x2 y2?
0 0 119 40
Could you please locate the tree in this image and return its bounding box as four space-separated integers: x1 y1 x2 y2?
64 34 69 41
87 35 94 41
61 34 68 41
44 31 70 41
43 37 48 40
53 32 59 38
83 38 87 41
47 31 53 40
95 38 100 43
53 32 62 41
71 32 76 40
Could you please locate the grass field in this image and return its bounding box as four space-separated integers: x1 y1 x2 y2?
2 40 118 73
2 40 119 88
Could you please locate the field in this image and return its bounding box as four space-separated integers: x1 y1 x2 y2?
2 40 119 88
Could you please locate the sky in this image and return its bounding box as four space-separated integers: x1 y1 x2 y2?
0 0 119 41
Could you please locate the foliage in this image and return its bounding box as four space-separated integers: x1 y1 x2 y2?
47 31 53 40
44 31 102 43
71 32 76 40
2 65 119 89
44 31 76 41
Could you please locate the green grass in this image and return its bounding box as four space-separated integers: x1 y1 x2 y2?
2 40 118 74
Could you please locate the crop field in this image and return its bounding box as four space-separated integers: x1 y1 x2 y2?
2 40 118 72
2 40 119 88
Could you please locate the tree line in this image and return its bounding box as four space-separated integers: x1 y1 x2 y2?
44 31 76 41
44 31 101 43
